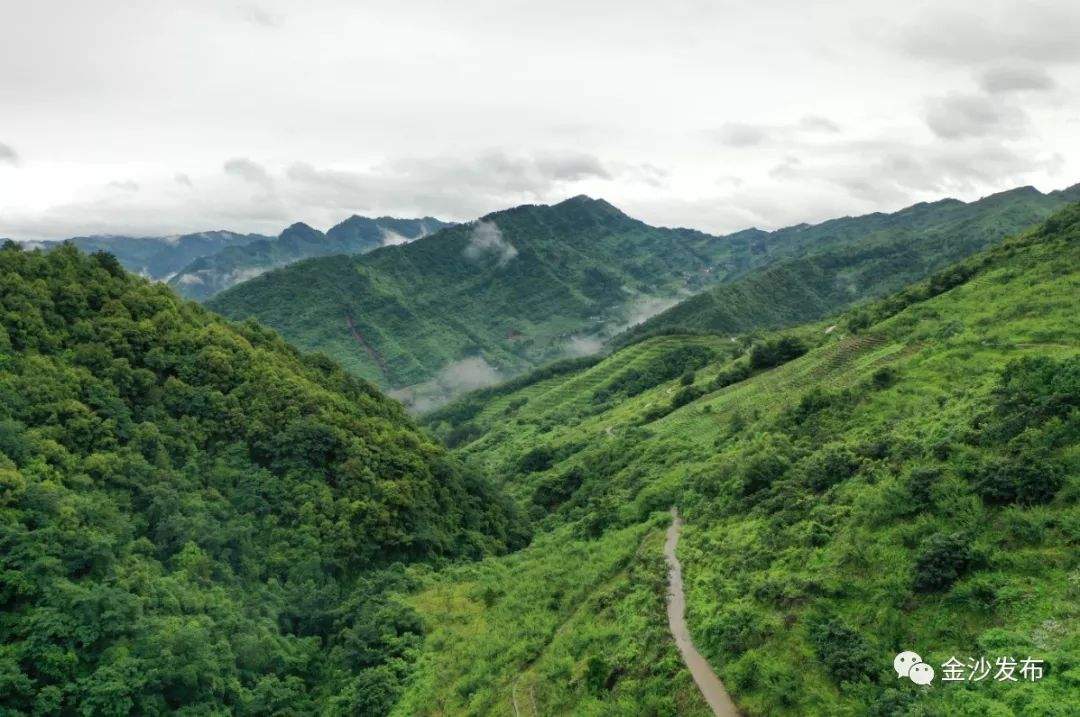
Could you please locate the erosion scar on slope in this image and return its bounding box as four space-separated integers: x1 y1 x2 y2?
344 313 390 381
666 507 741 717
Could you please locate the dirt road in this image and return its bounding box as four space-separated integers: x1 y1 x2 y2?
665 508 741 717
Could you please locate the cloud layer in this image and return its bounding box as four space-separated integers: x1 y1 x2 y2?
0 1 1077 240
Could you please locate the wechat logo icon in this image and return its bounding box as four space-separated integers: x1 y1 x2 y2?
895 651 935 685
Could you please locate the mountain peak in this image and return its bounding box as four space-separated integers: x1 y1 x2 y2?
279 222 324 241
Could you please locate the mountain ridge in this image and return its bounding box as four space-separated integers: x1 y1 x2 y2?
207 183 1079 408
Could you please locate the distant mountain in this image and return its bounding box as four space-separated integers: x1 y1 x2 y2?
614 184 1080 345
169 215 450 300
206 186 1079 408
207 196 733 400
52 230 271 279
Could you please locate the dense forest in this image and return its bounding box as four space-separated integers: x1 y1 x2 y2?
409 203 1079 714
0 242 524 714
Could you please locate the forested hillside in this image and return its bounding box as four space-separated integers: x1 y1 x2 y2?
169 216 449 301
208 186 1079 408
0 242 524 714
407 203 1079 715
615 183 1080 344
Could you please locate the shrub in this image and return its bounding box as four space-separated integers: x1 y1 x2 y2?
671 385 705 409
807 617 875 684
680 370 695 386
517 445 555 474
711 360 752 390
799 443 861 492
913 532 972 592
870 366 897 389
749 335 808 370
971 454 1063 506
704 601 771 655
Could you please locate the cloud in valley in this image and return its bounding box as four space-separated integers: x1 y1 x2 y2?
463 221 517 266
434 356 502 393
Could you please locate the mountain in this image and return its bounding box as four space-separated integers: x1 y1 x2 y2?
407 202 1080 715
0 241 524 714
207 196 730 401
169 215 450 301
615 184 1080 346
53 230 271 280
206 187 1079 408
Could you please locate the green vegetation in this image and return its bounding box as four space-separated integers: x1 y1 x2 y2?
616 184 1080 344
0 242 522 714
406 203 1080 715
169 216 449 301
208 187 1079 406
394 521 710 716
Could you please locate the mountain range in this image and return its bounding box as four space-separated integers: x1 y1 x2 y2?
1 186 1077 715
168 215 450 300
30 214 450 301
206 184 1080 408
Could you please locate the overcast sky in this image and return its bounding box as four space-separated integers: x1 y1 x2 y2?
1 0 1078 240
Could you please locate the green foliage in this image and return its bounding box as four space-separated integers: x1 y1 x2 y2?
594 344 714 403
748 335 807 370
618 185 1077 345
0 244 523 714
912 533 974 592
807 617 875 684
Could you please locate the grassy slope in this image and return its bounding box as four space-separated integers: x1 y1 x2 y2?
207 188 1077 400
403 205 1079 715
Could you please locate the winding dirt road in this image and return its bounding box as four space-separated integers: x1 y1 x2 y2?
665 508 741 717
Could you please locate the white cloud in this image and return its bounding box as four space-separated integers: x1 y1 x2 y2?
0 1 1078 240
434 356 501 393
224 157 274 188
463 221 517 267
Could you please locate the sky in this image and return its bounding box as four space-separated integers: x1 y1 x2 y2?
1 0 1078 240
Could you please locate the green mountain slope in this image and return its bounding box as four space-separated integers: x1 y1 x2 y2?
206 196 727 395
0 242 523 714
207 187 1078 408
169 216 450 301
406 203 1080 715
614 183 1080 345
